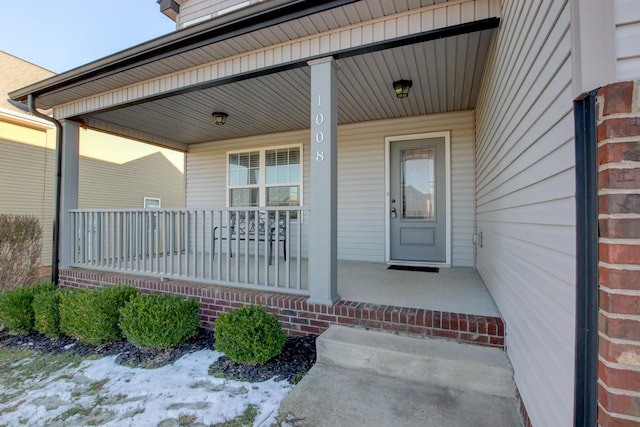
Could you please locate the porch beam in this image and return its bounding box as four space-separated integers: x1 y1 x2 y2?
308 57 339 305
59 120 80 269
82 117 188 152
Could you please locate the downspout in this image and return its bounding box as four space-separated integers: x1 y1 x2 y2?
573 89 599 427
27 94 64 285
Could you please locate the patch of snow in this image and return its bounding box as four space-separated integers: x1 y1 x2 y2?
0 349 292 426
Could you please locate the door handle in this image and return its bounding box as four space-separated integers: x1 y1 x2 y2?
390 207 397 218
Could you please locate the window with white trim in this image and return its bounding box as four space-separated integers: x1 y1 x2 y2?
228 145 302 210
143 197 161 231
143 197 161 208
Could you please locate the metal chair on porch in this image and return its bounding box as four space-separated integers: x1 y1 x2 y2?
212 211 287 265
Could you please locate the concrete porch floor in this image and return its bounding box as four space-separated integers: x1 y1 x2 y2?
338 261 499 317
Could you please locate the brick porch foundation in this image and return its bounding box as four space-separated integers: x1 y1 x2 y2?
59 268 505 349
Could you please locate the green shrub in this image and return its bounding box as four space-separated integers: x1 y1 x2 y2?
59 285 139 345
119 294 200 350
0 282 56 334
33 289 62 337
214 305 287 366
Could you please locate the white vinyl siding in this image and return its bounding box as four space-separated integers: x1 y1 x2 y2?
615 0 640 80
186 111 475 266
475 1 575 427
178 0 255 28
78 153 185 210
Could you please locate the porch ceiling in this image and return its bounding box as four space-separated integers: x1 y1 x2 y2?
86 29 494 145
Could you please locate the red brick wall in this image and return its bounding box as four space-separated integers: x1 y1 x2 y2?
596 81 640 427
58 268 505 349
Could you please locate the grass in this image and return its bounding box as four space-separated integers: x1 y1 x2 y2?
212 404 258 427
158 407 258 427
0 345 117 425
0 346 84 405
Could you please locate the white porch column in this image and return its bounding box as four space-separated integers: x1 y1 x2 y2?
308 57 340 305
59 120 80 269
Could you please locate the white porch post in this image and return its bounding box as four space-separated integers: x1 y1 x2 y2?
59 119 80 269
308 57 340 305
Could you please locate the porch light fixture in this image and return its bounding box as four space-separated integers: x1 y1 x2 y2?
393 79 413 98
212 111 228 125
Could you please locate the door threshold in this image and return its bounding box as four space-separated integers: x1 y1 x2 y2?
387 260 449 268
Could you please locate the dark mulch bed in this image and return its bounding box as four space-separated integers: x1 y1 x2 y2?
0 328 316 384
208 335 317 383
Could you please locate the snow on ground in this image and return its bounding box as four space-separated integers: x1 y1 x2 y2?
0 349 292 426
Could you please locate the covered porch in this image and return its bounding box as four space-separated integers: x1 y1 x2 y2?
11 0 503 343
65 203 501 347
69 206 499 317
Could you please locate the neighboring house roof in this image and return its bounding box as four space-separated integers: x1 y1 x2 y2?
0 51 54 114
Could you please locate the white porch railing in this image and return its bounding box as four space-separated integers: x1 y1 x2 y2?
69 207 308 295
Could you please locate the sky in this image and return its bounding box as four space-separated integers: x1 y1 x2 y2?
1 0 176 73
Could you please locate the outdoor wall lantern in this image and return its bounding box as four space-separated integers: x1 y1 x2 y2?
393 79 413 98
212 112 228 125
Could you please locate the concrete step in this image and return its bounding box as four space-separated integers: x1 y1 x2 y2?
317 325 516 397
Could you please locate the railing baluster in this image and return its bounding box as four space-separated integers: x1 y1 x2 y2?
108 211 113 269
285 210 290 290
128 211 134 271
243 210 249 284
297 209 302 290
232 210 238 283
199 210 205 279
153 211 158 273
177 212 182 276
226 211 232 282
207 210 213 280
216 210 222 280
253 210 259 286
170 211 175 276
77 212 82 264
161 211 166 275
274 210 280 287
191 211 196 278
263 210 269 287
115 212 120 269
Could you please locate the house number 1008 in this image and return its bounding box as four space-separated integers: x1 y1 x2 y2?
314 94 325 162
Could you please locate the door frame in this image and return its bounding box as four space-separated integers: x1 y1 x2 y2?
384 131 451 266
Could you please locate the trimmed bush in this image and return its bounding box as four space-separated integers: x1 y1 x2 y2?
0 282 56 334
119 294 200 350
33 289 62 337
59 285 139 345
214 305 287 366
0 214 42 293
